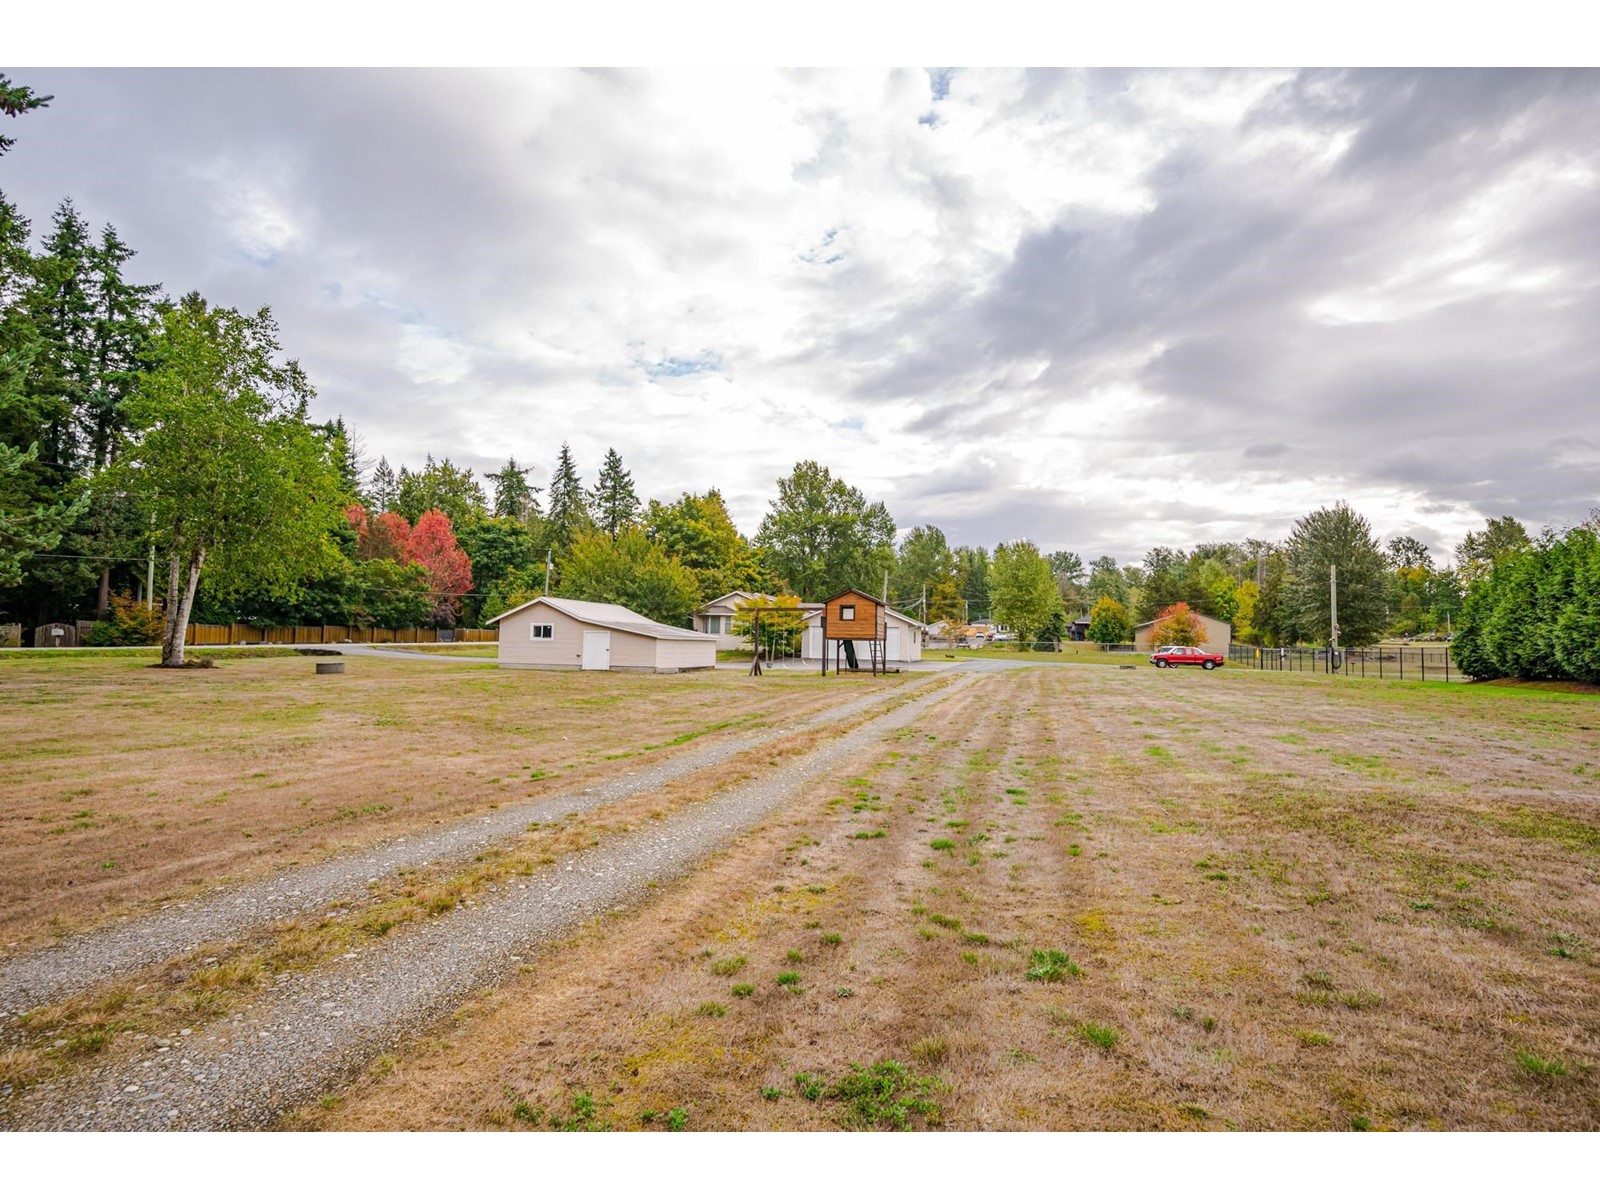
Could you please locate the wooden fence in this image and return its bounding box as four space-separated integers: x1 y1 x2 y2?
184 624 498 646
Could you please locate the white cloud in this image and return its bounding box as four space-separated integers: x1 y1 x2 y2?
8 67 1599 564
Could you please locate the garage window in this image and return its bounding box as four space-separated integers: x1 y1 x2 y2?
840 604 855 620
530 624 553 640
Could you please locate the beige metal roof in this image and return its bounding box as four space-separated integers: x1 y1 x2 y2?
486 596 715 642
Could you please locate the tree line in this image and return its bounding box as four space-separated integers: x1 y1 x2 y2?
1452 516 1600 684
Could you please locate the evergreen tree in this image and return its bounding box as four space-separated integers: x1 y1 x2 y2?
592 446 640 536
26 200 95 479
487 456 538 520
316 416 363 500
545 441 593 554
369 457 398 512
0 75 52 156
82 224 160 470
1284 502 1388 647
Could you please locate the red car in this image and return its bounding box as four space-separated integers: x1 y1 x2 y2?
1150 644 1224 670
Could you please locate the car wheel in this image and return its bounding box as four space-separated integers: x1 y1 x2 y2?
1202 661 1216 670
1155 659 1166 668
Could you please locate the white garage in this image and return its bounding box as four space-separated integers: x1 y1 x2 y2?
800 603 925 663
488 596 717 673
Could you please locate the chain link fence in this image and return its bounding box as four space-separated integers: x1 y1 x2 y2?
1227 643 1460 682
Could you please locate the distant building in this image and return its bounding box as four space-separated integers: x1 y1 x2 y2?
1132 612 1232 656
488 596 716 672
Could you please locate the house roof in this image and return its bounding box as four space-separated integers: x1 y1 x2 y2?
693 590 768 615
803 599 927 630
485 595 715 642
1132 612 1230 631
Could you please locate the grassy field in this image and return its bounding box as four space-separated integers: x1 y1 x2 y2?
5 654 1598 1129
285 666 1600 1131
0 653 903 949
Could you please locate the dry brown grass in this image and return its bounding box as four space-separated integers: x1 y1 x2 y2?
1 669 943 1097
0 654 902 949
284 667 1600 1131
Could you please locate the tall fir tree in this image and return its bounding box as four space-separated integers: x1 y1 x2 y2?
592 446 640 536
316 416 363 500
545 441 593 555
487 456 539 520
0 75 52 156
369 457 398 512
26 200 95 480
82 224 160 470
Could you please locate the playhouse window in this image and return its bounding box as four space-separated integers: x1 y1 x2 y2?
840 604 855 620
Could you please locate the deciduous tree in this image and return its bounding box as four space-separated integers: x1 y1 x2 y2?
755 460 894 600
1150 602 1205 648
1085 595 1132 644
111 297 345 666
558 528 699 627
645 488 770 600
409 509 472 626
990 540 1062 646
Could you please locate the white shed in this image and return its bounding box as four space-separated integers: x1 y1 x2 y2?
800 602 926 663
487 596 717 673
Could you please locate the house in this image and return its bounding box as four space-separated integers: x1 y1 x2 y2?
1132 612 1232 655
487 596 716 672
801 590 926 664
691 591 776 652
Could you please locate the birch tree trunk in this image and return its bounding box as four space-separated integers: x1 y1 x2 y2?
163 547 207 667
160 551 184 665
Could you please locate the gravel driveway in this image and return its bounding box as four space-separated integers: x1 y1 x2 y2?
0 673 948 1015
3 672 976 1130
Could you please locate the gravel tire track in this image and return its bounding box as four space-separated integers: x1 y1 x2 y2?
0 673 952 1014
3 672 980 1130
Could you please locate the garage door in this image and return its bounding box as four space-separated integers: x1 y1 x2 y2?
804 627 821 659
581 630 611 670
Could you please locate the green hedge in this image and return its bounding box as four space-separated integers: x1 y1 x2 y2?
1453 528 1600 682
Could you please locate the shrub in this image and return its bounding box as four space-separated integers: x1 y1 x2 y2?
83 591 166 646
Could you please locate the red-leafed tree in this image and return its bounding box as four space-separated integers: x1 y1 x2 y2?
346 504 413 563
344 503 370 543
409 508 472 625
1150 601 1206 648
369 511 414 563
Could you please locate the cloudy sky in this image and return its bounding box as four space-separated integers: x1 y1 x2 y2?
4 67 1597 563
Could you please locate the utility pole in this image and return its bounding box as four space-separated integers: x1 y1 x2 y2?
1330 562 1340 673
146 543 155 610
